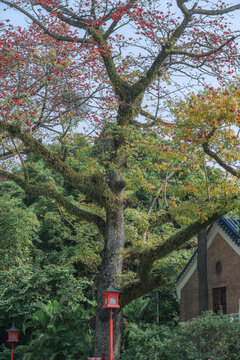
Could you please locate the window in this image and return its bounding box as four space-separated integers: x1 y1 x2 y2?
213 287 226 314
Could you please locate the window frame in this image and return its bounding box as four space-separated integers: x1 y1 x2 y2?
212 287 227 314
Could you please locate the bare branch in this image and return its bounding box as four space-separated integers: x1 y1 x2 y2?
203 155 211 202
10 137 29 182
104 0 136 38
30 0 87 28
171 36 238 59
131 13 191 97
176 0 191 16
203 142 240 178
140 109 172 126
0 0 86 43
193 4 240 16
88 27 131 98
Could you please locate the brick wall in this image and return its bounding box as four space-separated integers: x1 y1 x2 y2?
180 269 198 321
180 231 240 321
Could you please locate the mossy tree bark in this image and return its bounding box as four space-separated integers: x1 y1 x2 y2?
94 206 125 356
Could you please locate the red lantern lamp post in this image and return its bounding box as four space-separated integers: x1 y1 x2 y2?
101 283 122 360
6 324 20 360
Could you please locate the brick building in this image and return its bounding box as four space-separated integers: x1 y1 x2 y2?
176 216 240 322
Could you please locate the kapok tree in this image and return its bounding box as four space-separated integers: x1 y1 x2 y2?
1 0 240 357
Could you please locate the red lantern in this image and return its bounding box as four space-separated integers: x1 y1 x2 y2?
101 283 122 360
6 324 20 360
101 283 121 309
7 324 20 343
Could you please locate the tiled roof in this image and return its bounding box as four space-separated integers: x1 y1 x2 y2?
176 216 240 283
217 217 240 245
176 248 198 282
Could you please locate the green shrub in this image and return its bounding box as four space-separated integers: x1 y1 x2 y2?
0 265 94 328
0 346 22 360
121 311 240 360
21 300 94 360
120 322 171 360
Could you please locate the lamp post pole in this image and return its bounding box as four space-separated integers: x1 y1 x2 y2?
11 343 14 360
101 283 122 360
6 324 20 360
109 308 113 360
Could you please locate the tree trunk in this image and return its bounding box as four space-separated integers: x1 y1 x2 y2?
197 229 209 315
93 196 125 358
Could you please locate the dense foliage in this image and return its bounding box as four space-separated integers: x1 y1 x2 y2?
121 311 240 360
0 176 95 355
21 300 94 360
